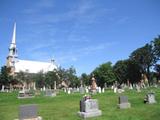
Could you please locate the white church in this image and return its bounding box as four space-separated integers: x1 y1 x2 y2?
6 23 57 88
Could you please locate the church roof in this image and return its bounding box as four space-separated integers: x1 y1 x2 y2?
14 59 57 73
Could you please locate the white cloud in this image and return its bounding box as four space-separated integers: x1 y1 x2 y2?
55 41 118 64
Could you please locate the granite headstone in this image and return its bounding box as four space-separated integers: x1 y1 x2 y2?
118 96 131 109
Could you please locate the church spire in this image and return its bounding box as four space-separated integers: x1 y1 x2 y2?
9 22 16 49
7 23 18 70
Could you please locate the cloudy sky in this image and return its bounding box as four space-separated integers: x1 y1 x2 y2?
0 0 160 75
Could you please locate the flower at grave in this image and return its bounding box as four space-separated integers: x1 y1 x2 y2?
83 94 91 100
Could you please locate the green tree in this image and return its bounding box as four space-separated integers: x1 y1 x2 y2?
80 73 90 86
127 60 141 83
66 66 79 87
130 43 155 82
113 59 141 84
152 35 160 62
34 71 45 88
45 70 59 89
0 66 11 88
92 62 116 87
57 66 79 87
15 71 34 89
154 64 160 81
113 60 128 84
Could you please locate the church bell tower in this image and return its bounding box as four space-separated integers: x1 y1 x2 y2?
6 23 18 75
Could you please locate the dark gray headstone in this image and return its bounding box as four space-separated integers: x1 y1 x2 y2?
19 104 37 119
118 96 131 109
80 99 85 112
119 96 128 104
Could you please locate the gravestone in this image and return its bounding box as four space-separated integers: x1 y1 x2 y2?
144 92 156 104
91 75 97 94
64 88 67 93
79 86 85 94
136 84 141 92
117 89 124 93
98 87 101 93
54 81 56 90
45 89 56 97
118 96 131 109
72 87 77 93
35 90 41 96
18 104 42 120
1 85 5 92
78 96 102 118
18 90 34 99
67 88 71 94
114 87 117 93
102 88 105 93
129 84 133 89
85 88 89 93
43 86 46 91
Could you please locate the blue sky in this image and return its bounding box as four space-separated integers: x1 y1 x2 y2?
0 0 160 75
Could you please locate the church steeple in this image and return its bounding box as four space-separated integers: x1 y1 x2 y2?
6 23 18 75
9 22 16 50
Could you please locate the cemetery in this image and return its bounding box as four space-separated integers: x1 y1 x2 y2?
0 87 160 120
0 1 160 120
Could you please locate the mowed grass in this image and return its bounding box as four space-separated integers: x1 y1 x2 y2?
0 88 160 120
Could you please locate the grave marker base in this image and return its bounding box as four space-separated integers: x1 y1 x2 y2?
78 110 102 118
118 103 131 109
14 116 42 120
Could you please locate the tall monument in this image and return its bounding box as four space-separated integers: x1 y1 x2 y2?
91 74 97 93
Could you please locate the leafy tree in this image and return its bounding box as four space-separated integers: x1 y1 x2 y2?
80 73 90 86
152 35 160 62
127 60 141 83
113 60 128 84
15 71 34 89
66 66 79 87
113 59 141 84
33 71 45 88
57 67 68 85
57 66 79 87
130 43 155 81
0 66 11 88
92 62 116 88
154 64 160 80
45 70 59 89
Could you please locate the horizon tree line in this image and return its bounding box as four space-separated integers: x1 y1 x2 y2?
0 35 160 89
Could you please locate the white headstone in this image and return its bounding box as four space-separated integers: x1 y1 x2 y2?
111 85 114 89
86 88 89 93
68 89 71 94
33 83 36 90
43 86 46 91
98 87 101 93
1 85 4 92
64 88 66 93
136 84 141 92
102 88 105 93
114 87 117 93
129 84 133 90
77 87 79 92
40 88 43 91
54 81 56 90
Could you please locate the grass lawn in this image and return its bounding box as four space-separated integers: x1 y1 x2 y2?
0 88 160 120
